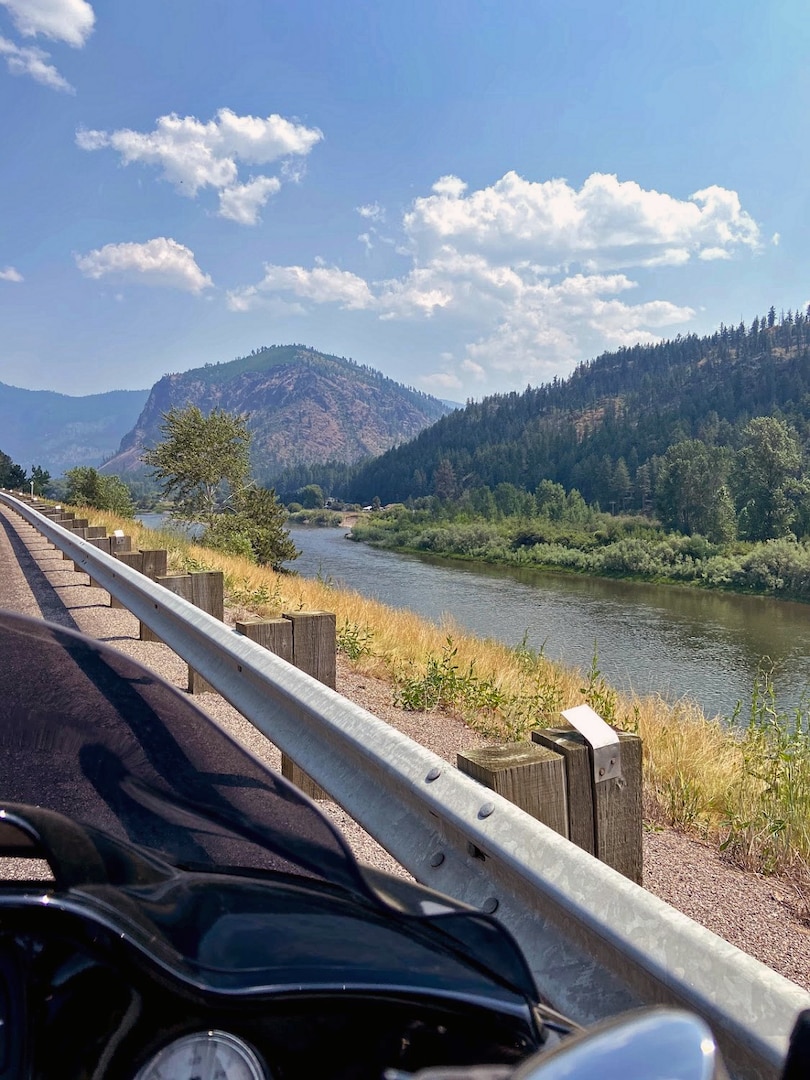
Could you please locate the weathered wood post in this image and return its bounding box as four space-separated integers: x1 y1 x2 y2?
107 533 134 608
153 571 225 693
533 704 643 883
234 616 294 661
235 611 336 800
457 743 569 838
137 550 169 641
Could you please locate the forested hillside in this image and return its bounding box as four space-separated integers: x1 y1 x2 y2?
326 309 810 509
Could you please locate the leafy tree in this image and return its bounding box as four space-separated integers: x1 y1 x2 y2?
732 417 809 540
0 451 26 489
65 467 135 517
299 484 325 509
143 404 297 567
655 440 736 542
143 406 251 528
203 487 298 569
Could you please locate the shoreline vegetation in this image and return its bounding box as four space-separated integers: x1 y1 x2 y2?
84 506 810 900
346 503 810 604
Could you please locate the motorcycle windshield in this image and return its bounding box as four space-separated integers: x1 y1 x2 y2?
0 610 539 1001
0 609 374 896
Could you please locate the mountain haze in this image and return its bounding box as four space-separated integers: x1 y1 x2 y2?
104 345 452 481
0 382 149 473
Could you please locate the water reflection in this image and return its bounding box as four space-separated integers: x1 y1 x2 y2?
289 526 810 720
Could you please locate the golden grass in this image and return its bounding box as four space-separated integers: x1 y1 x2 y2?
68 507 810 876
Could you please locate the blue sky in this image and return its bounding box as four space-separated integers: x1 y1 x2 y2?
0 1 807 400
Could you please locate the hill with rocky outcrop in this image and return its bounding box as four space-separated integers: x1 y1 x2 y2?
103 345 452 482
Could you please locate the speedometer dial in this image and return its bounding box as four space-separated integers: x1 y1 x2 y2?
133 1030 267 1080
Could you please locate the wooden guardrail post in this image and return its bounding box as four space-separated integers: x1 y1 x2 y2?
280 611 336 800
457 744 569 838
235 616 294 661
235 611 336 800
533 716 643 883
153 571 224 693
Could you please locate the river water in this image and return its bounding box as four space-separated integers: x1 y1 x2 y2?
287 525 810 721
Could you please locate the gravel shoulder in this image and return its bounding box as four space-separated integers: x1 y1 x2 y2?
3 503 810 992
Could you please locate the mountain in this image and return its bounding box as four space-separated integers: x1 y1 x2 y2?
0 382 149 473
103 345 452 482
339 311 810 507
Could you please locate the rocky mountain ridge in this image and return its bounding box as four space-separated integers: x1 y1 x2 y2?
103 345 451 482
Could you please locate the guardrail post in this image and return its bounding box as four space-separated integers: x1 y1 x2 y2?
282 610 336 689
107 536 134 608
152 571 224 693
235 612 336 800
138 551 169 641
457 743 569 838
235 617 294 661
533 726 643 883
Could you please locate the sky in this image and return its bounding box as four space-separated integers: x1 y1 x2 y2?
0 1 808 401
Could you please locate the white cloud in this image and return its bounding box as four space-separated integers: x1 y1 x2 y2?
0 34 72 90
218 175 281 225
0 0 94 46
227 263 373 312
75 238 213 293
76 108 322 223
431 175 468 198
404 171 761 269
357 202 385 222
230 168 760 390
0 265 22 281
698 247 732 261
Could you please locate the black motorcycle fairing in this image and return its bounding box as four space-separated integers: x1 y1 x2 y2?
0 609 554 1076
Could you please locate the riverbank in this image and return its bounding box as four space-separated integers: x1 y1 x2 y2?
348 505 810 604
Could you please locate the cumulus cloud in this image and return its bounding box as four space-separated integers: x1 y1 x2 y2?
75 238 213 293
0 34 72 90
227 263 373 312
403 171 761 269
0 0 94 47
229 168 760 390
76 107 322 224
0 265 22 281
218 175 281 225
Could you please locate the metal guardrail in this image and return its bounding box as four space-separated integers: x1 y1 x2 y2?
2 491 808 1078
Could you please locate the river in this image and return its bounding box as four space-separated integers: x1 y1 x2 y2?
286 525 810 721
137 513 810 719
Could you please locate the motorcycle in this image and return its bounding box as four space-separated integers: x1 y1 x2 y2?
0 608 796 1079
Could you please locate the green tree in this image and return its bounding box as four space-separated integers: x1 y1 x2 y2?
655 440 736 542
204 486 298 569
143 405 297 567
64 467 135 517
30 465 51 496
0 451 26 489
732 417 809 540
433 458 457 501
299 484 325 509
143 406 251 528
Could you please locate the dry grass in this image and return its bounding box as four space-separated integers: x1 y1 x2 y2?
70 507 810 877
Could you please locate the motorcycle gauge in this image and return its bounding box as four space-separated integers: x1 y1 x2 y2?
134 1030 266 1080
